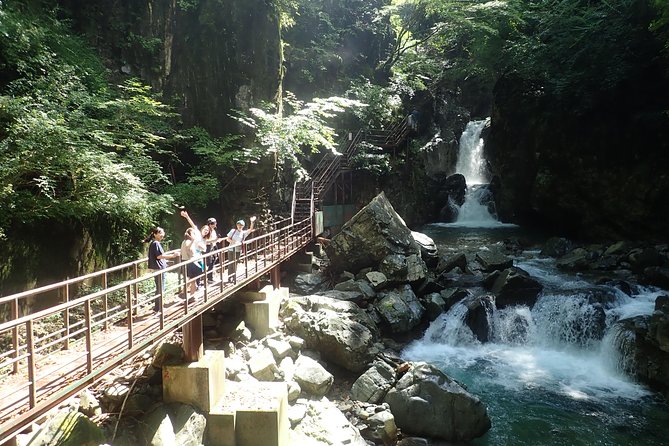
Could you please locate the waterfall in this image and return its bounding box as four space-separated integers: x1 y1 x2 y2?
452 118 501 226
424 303 479 345
455 118 490 185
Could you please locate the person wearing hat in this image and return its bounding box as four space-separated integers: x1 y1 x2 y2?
202 217 223 283
225 215 256 283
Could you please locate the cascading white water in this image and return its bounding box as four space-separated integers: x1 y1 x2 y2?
405 287 654 405
452 118 503 226
456 118 490 185
409 223 669 444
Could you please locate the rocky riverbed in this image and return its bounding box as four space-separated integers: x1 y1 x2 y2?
16 192 669 445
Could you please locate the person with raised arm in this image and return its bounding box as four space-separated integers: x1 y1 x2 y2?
225 215 256 283
179 210 206 295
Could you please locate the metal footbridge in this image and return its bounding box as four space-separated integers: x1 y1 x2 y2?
0 117 412 444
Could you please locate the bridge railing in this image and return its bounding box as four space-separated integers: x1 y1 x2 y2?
0 216 293 320
0 215 295 376
0 215 313 442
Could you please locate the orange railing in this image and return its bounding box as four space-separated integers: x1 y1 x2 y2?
297 117 411 210
0 214 312 443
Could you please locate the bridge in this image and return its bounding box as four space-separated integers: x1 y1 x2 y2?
0 118 411 444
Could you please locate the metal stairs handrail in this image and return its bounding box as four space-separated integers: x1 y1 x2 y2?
291 116 411 219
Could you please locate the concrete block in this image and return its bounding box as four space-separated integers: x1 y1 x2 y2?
277 287 289 301
207 408 236 446
163 350 226 412
220 381 289 446
237 284 274 302
244 290 281 338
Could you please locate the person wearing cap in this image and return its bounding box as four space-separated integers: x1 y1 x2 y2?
202 217 223 283
225 216 256 283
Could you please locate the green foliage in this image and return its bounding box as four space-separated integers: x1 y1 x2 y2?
126 32 163 54
347 78 401 128
282 0 393 97
650 0 669 53
0 3 175 258
386 0 524 94
384 0 666 114
348 142 392 176
503 0 661 110
236 93 365 180
164 127 250 206
177 0 201 12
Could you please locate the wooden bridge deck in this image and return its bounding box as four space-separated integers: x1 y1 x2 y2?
0 217 313 442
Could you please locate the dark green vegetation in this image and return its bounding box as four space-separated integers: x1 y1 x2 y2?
1 0 668 293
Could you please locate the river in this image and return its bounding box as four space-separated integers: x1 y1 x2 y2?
403 224 669 445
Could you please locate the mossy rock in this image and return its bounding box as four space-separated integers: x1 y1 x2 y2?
29 410 105 446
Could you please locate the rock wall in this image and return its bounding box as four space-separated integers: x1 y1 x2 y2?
63 0 281 136
485 56 669 240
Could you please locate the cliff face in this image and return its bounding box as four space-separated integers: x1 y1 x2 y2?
485 40 669 240
63 0 281 135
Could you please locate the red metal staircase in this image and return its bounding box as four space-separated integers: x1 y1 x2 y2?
291 118 411 222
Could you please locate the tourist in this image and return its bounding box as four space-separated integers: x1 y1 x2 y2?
225 216 256 283
202 217 223 283
407 109 420 132
179 211 206 295
145 227 180 312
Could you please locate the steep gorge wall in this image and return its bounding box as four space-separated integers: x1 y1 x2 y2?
486 67 669 241
63 0 281 136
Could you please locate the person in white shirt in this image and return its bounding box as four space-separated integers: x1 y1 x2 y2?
225 216 256 283
179 211 206 294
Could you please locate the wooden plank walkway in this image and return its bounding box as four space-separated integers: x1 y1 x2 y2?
0 217 313 442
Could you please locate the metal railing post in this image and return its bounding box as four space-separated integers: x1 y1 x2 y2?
26 319 36 408
63 283 70 350
85 300 93 373
133 263 139 315
11 298 18 374
102 272 108 331
126 285 133 349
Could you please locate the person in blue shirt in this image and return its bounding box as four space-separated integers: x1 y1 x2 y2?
145 227 180 311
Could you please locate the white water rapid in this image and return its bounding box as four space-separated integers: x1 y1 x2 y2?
403 227 669 444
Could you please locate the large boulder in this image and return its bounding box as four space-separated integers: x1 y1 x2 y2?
351 359 397 404
289 397 368 446
379 254 427 284
411 231 439 267
614 313 669 398
281 295 380 372
325 192 420 273
488 267 543 309
462 294 496 343
28 410 105 446
384 362 491 442
293 272 328 295
475 250 513 273
374 285 425 333
293 355 334 396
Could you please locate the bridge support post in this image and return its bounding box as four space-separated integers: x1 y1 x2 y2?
182 316 204 362
270 265 281 289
